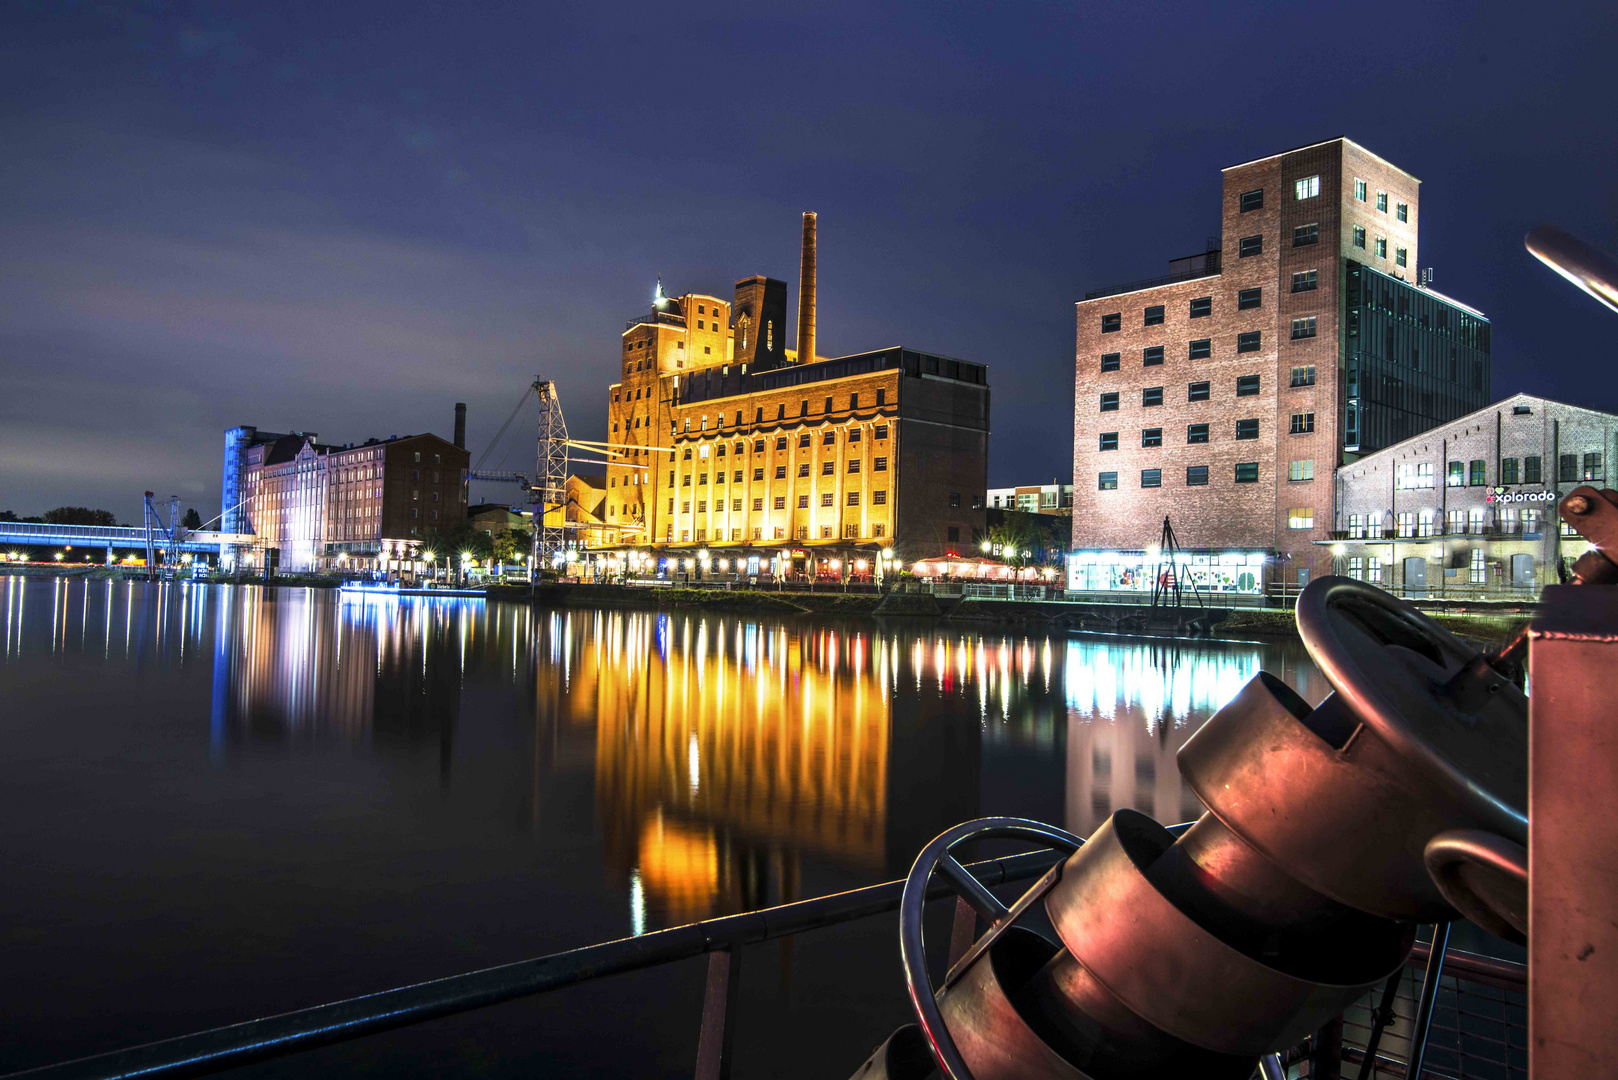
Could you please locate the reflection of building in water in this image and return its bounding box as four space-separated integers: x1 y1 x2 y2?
1061 641 1265 838
209 591 462 772
592 615 893 924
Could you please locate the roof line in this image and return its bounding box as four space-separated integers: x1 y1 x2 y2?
1222 137 1420 183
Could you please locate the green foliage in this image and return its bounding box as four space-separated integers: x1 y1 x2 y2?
418 522 493 562
492 527 532 563
43 506 118 526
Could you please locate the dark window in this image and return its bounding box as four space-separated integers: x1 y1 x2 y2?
1235 418 1259 440
1470 459 1488 486
774 465 786 478
1352 226 1366 249
1142 386 1163 407
1098 472 1117 491
1189 339 1211 360
1586 453 1605 481
1141 427 1162 448
1141 468 1162 488
1238 235 1263 258
948 492 960 508
1501 458 1520 485
1099 431 1118 451
1292 223 1319 247
1290 365 1316 387
1189 296 1212 319
1239 188 1263 212
1512 406 1531 416
1100 392 1119 411
1559 454 1578 483
1289 412 1315 434
1100 352 1121 372
1397 202 1409 223
776 437 787 450
753 468 764 481
1234 462 1259 484
1236 374 1261 396
799 433 811 447
875 424 889 439
1101 312 1121 333
1144 305 1165 326
1237 287 1262 310
1143 346 1164 366
874 456 887 471
1188 381 1211 402
1237 331 1261 353
1290 317 1317 340
1291 270 1318 293
1186 466 1209 486
1187 423 1209 443
1525 456 1542 484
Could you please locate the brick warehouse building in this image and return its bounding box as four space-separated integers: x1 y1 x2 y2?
1070 138 1491 596
221 410 469 574
601 213 990 577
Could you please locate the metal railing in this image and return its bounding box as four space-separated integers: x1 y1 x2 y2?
625 309 687 330
1 850 1064 1080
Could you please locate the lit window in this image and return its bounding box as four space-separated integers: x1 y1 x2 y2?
1352 226 1366 249
1395 248 1407 268
1288 507 1315 530
1294 175 1320 200
1374 236 1387 259
1288 459 1314 482
1376 192 1388 213
1354 178 1367 202
1289 412 1315 434
1397 202 1409 223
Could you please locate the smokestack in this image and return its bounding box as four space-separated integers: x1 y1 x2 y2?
454 402 466 449
796 211 817 365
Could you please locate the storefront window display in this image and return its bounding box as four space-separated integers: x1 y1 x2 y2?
1066 550 1266 594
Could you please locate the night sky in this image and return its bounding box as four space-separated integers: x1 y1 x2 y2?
3 1 1614 523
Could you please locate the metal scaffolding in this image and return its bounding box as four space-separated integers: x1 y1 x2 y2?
533 379 569 567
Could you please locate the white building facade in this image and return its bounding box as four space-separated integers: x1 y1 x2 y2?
1330 393 1612 595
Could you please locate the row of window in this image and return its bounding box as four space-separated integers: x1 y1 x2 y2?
674 491 888 513
1101 272 1322 333
1346 509 1544 540
1349 226 1406 266
672 458 890 485
669 524 888 542
1099 376 1264 409
1238 176 1407 222
1096 418 1315 448
1394 453 1603 490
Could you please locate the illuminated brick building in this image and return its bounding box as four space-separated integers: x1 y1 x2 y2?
1071 138 1491 595
602 214 991 575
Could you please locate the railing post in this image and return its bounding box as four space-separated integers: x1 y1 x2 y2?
693 947 742 1080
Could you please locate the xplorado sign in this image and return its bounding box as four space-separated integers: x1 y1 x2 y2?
1485 487 1558 504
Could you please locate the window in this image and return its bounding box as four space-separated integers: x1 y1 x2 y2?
1583 452 1604 482
1235 418 1259 440
946 526 959 542
1189 338 1211 360
1396 202 1409 223
799 433 811 448
1101 352 1121 372
1238 287 1262 310
1470 459 1488 486
1447 461 1465 487
1143 346 1164 366
775 437 787 450
1354 178 1367 202
1190 296 1212 318
1419 509 1437 537
1239 188 1264 212
1099 432 1118 451
752 498 764 511
1238 235 1263 258
873 490 887 505
1144 304 1165 326
1141 427 1162 447
1142 386 1163 407
1289 412 1315 434
1289 459 1314 482
848 460 861 473
846 492 860 506
1098 472 1118 491
1235 462 1259 483
1288 507 1315 530
1186 466 1209 486
796 494 809 508
1559 454 1578 483
1295 175 1320 200
1290 316 1317 339
1141 468 1162 488
1502 457 1520 485
1376 191 1388 213
1289 365 1316 387
1236 374 1260 395
1524 456 1542 484
1291 270 1318 293
697 500 707 513
1374 236 1387 259
875 425 888 439
1101 312 1121 333
682 474 692 486
1292 223 1319 247
801 463 814 477
1237 331 1261 353
1352 226 1366 249
1395 248 1407 268
1188 381 1210 402
753 467 764 481
774 466 786 478
1100 392 1119 411
874 456 888 471
1187 423 1209 444
773 496 786 510
876 390 886 406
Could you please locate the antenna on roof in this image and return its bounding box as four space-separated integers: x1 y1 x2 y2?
1422 267 1434 287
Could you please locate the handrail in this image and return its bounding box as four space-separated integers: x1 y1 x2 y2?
4 850 1064 1080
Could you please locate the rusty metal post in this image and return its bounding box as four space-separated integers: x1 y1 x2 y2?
693 947 741 1080
946 895 977 968
1529 585 1618 1078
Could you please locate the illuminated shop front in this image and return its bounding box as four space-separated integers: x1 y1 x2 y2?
1065 550 1267 595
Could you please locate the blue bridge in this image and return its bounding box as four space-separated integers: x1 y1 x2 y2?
0 521 250 557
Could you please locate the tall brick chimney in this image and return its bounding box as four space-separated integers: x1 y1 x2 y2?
454 402 466 449
796 211 817 365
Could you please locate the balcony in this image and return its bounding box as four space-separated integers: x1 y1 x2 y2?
625 308 686 331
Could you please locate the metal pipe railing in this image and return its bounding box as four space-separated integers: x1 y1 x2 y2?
3 850 1065 1080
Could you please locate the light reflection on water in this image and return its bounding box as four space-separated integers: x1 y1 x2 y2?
0 576 1320 937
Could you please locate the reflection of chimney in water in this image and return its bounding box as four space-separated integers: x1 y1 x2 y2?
796 211 816 365
453 402 466 449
